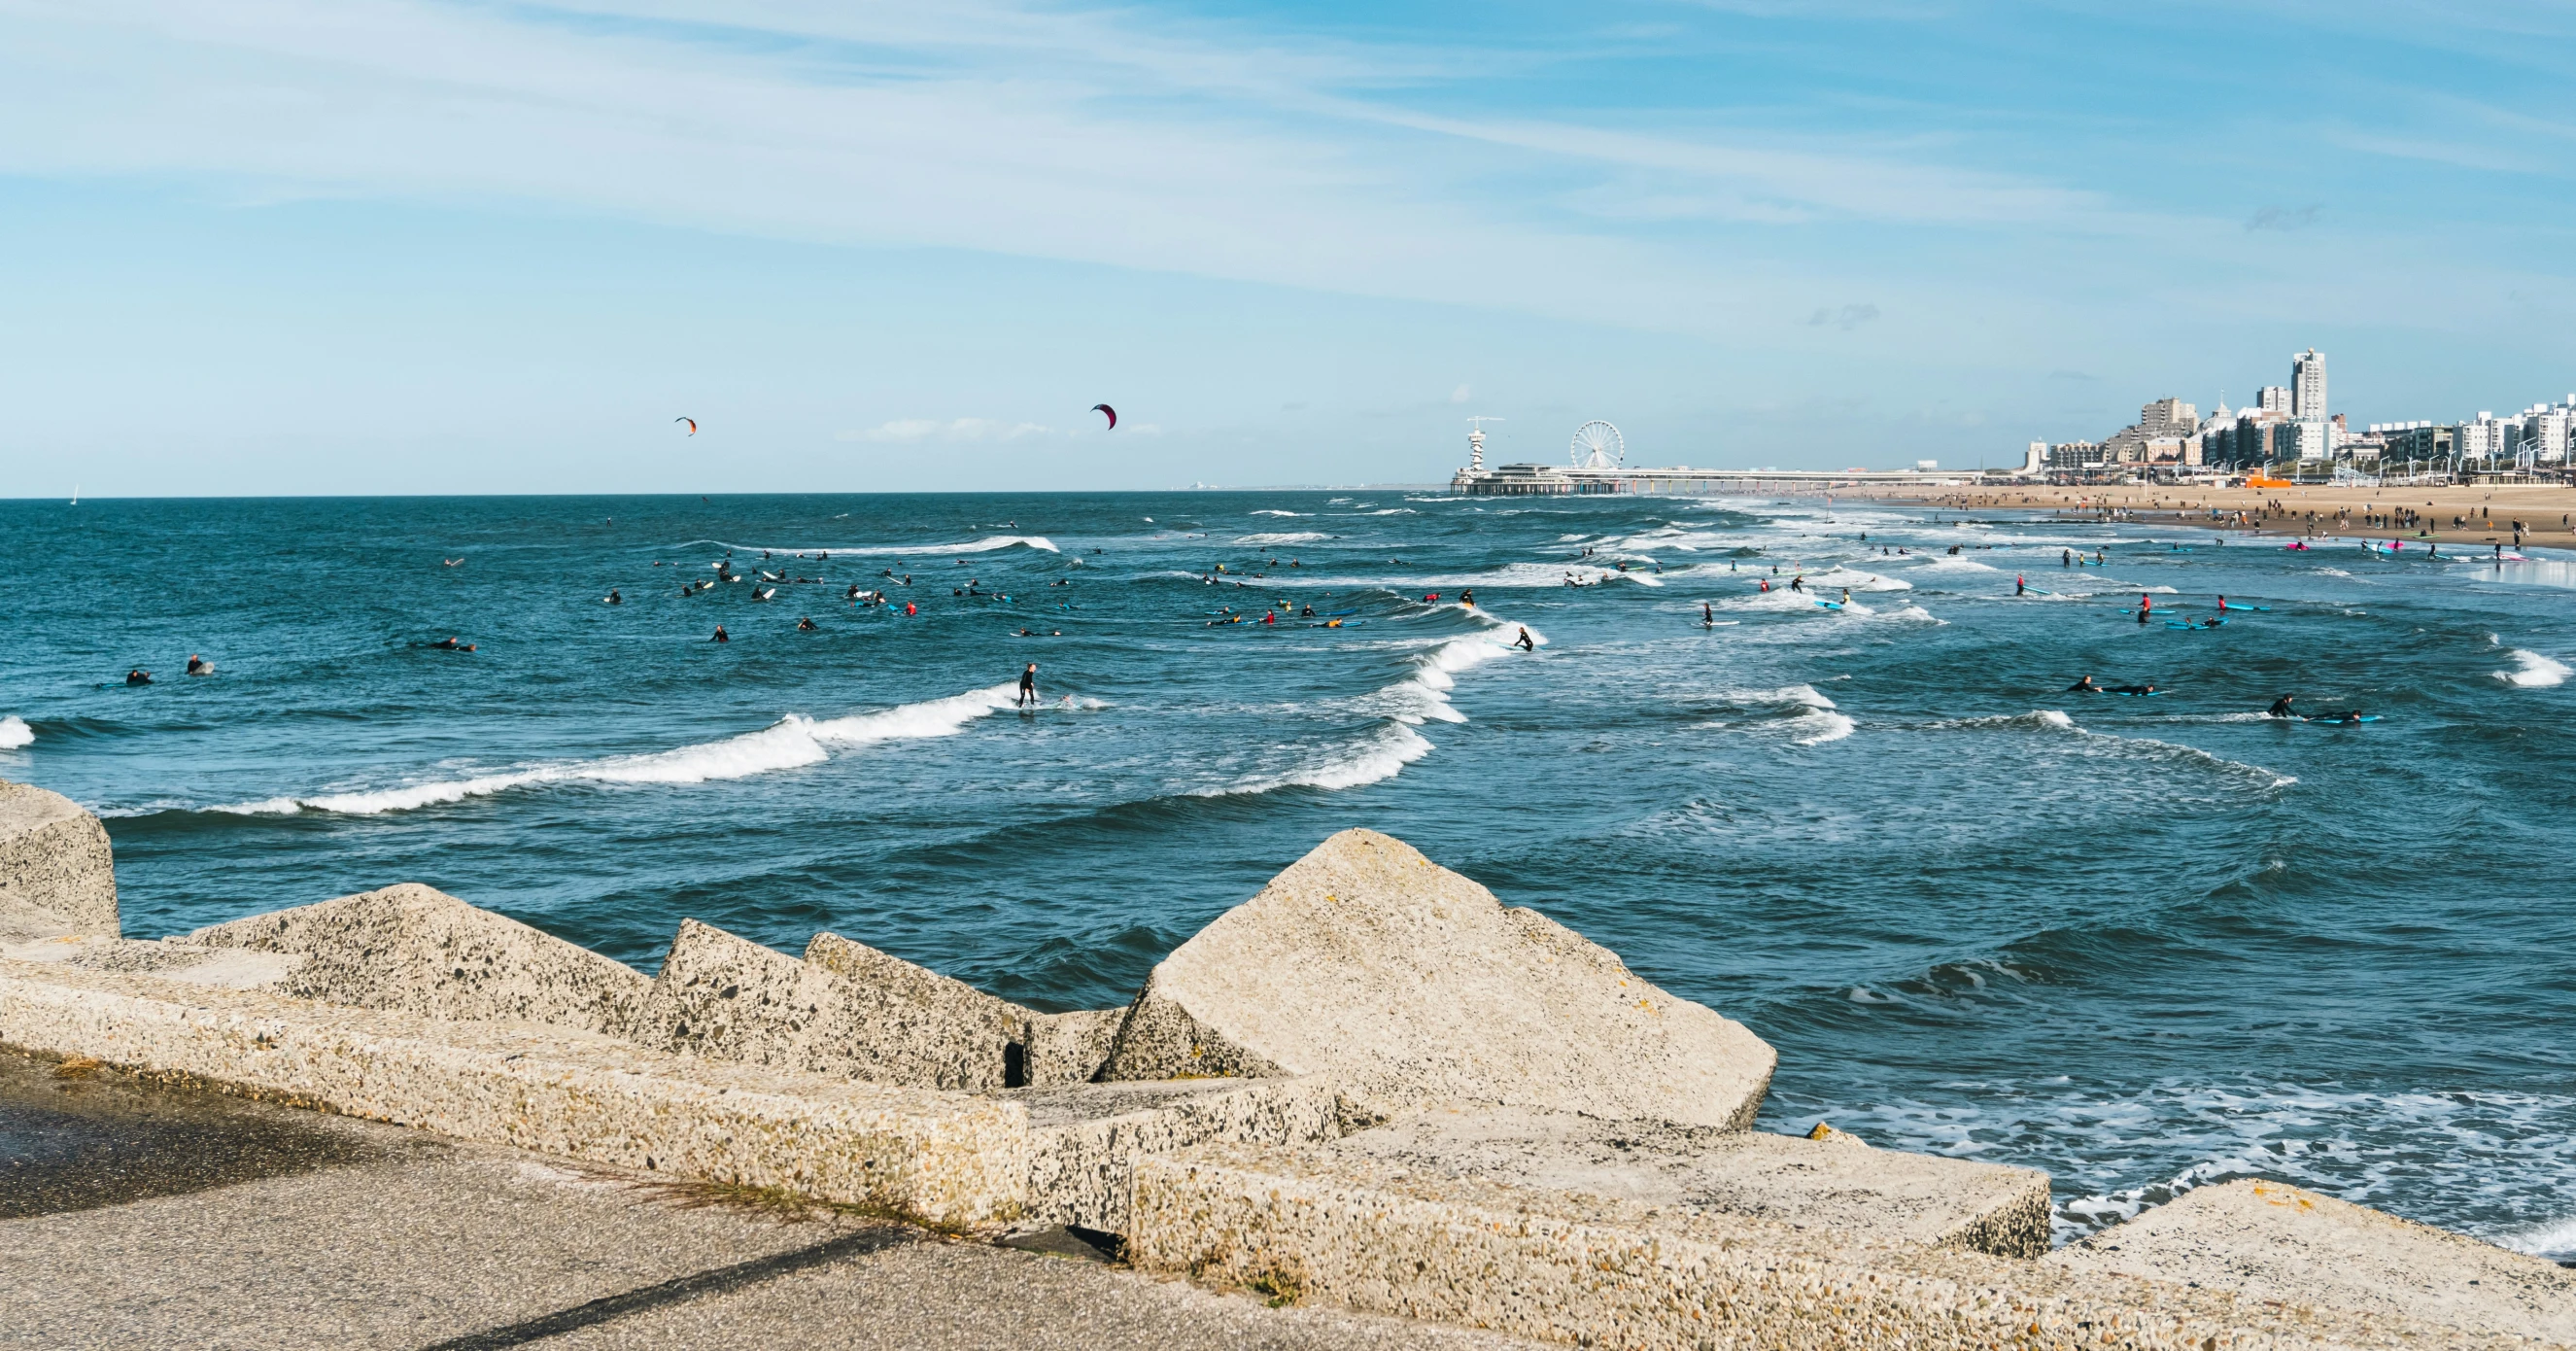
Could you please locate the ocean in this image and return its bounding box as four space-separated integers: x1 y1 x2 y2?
2 490 2569 1256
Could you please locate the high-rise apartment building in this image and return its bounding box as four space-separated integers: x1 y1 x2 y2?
2258 386 2291 413
2292 349 2326 420
2139 398 2198 434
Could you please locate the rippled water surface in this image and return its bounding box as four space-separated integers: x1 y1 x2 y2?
3 491 2569 1254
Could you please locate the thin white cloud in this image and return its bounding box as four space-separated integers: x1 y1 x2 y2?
838 417 1053 443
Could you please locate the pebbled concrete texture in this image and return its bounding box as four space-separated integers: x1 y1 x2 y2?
2047 1178 2576 1345
0 779 119 938
1097 829 1776 1131
0 956 1030 1228
1126 1145 2536 1351
1319 1104 2053 1259
0 933 302 989
630 919 1035 1091
188 883 651 1036
1027 1006 1125 1087
1009 1077 1348 1233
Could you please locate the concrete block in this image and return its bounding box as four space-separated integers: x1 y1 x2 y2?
0 779 119 937
1127 1145 2502 1351
187 884 649 1036
631 920 1033 1091
2047 1178 2576 1344
1097 829 1775 1130
1323 1105 2052 1258
1 934 303 990
1026 1008 1124 1087
1009 1077 1347 1233
0 955 1028 1229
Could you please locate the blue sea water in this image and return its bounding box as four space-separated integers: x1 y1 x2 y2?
2 490 2570 1255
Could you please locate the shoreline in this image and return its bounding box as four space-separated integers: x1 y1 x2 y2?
1825 481 2576 555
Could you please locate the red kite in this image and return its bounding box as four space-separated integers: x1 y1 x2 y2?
1091 403 1116 430
675 417 697 434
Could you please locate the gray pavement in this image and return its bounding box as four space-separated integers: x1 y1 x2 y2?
0 1053 1531 1350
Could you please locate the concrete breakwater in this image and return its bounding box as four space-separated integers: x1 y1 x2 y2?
0 779 2567 1349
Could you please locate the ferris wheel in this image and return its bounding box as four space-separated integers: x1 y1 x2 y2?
1569 420 1624 468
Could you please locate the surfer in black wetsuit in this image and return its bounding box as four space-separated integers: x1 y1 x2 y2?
2267 694 2295 718
797 616 817 632
2109 682 2156 695
711 626 729 642
124 669 151 685
1018 662 1038 708
1701 602 1714 627
1515 627 1535 651
186 654 212 676
605 589 622 605
2067 676 2099 692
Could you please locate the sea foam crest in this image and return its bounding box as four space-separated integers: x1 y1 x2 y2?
2493 649 2570 688
218 684 1019 816
1234 532 1329 545
731 535 1058 558
0 716 29 749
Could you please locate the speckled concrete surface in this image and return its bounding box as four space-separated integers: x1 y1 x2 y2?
0 779 118 938
0 956 1029 1227
187 883 650 1036
1096 830 1776 1131
1025 1007 1124 1087
1320 1104 2054 1258
1009 1077 1346 1231
629 919 1033 1091
1127 1144 2548 1351
2048 1179 2576 1344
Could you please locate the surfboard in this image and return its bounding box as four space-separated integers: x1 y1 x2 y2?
2303 715 2381 723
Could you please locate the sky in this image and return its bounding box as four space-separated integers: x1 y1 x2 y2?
5 0 2576 495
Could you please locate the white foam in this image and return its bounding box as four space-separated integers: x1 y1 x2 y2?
1877 604 1944 624
1791 710 1856 745
216 685 1019 816
1198 723 1434 795
730 535 1057 557
2502 1215 2576 1259
1925 710 2075 732
1250 509 1310 517
1906 556 2001 574
1234 532 1330 545
2493 649 2570 688
0 716 29 749
1808 566 1911 592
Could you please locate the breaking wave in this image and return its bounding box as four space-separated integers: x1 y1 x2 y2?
1234 532 1330 546
2493 649 2570 688
723 535 1057 558
0 716 29 749
214 685 1020 816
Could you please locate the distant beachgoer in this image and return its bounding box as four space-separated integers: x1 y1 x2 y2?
711 626 729 642
186 654 211 676
1018 663 1038 707
125 669 151 685
1515 627 1535 651
2268 695 2295 718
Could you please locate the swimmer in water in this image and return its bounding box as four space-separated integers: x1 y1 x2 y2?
711 625 729 642
605 589 622 605
1515 627 1535 652
1018 662 1038 708
797 616 817 632
2109 682 2156 695
2067 676 2099 692
186 654 212 676
125 669 152 685
2267 694 2295 718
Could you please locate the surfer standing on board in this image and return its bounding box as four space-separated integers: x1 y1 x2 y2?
1018 662 1038 708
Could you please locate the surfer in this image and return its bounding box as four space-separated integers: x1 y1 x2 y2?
125 669 152 685
2015 575 2025 596
2268 694 2296 718
605 589 622 606
2062 549 2072 567
711 626 729 642
1839 588 1851 606
2109 682 2156 695
1515 627 1535 652
1018 663 1038 708
797 616 817 632
186 654 212 676
2066 676 2099 692
1790 574 1804 592
1460 589 1475 607
1701 602 1714 627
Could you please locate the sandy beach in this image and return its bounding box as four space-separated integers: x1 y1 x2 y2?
1840 481 2576 553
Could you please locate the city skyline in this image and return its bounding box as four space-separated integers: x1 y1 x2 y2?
5 3 2576 495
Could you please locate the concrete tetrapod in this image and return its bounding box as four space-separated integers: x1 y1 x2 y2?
1097 829 1775 1129
2047 1178 2576 1344
188 883 650 1037
0 779 119 939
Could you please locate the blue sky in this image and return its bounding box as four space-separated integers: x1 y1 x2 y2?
5 0 2574 494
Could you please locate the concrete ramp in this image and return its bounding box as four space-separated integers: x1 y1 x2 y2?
2048 1178 2576 1344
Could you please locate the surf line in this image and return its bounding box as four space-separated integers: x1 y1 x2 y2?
214 684 1020 816
1199 607 1548 797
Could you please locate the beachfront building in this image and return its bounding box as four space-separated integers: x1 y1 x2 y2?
2292 349 2327 420
2510 401 2571 464
2257 385 2291 413
2045 439 2105 469
2279 419 2333 462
